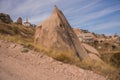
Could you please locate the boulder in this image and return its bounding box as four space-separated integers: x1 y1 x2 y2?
82 43 100 57
0 13 13 23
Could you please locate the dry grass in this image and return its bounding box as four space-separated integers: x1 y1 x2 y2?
27 43 78 63
0 35 119 80
29 43 119 80
0 22 35 36
0 21 35 45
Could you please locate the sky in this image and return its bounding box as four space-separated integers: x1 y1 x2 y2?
0 0 120 35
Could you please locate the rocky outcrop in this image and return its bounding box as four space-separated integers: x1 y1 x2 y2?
34 6 90 60
16 17 22 25
82 43 103 62
0 13 13 23
82 43 100 57
73 28 82 35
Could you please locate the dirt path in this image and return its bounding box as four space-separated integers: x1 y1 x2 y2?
0 40 106 80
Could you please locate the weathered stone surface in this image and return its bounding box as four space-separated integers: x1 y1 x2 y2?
88 53 103 62
82 43 100 57
0 13 13 23
35 6 90 60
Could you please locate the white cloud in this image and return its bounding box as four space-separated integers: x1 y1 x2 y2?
10 0 58 15
29 13 50 25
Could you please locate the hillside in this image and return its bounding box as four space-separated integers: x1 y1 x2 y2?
0 40 106 80
0 13 120 80
0 20 35 44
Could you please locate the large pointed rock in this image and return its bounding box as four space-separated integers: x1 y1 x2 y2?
35 6 90 60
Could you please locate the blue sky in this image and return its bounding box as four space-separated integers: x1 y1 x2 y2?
0 0 120 35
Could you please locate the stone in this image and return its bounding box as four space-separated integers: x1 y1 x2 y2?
82 43 100 57
0 13 13 23
34 6 90 60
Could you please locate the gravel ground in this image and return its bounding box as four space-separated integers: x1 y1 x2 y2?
0 40 106 80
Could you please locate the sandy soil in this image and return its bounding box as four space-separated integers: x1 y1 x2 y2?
0 40 106 80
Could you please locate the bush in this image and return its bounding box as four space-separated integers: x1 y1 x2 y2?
21 48 29 53
110 53 120 68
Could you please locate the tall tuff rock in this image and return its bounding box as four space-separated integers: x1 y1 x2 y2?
0 13 13 23
35 6 90 60
16 17 22 25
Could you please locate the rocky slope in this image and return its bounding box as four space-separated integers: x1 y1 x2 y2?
0 40 106 80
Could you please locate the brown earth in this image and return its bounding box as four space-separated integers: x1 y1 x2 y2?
0 40 106 80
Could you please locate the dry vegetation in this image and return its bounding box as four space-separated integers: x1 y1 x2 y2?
0 22 120 80
0 22 34 43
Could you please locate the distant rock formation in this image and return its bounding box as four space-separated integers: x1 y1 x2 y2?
73 28 102 62
34 6 90 60
23 18 31 27
16 17 22 25
0 13 13 23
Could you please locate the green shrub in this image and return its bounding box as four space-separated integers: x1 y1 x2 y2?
21 48 29 53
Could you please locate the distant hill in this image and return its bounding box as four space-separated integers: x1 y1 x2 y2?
0 21 34 36
0 14 35 44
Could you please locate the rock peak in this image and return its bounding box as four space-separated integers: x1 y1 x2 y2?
53 5 60 14
35 6 90 60
54 5 58 9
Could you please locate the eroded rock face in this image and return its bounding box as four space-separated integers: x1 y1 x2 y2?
82 43 103 62
0 13 13 23
35 6 90 60
16 17 22 25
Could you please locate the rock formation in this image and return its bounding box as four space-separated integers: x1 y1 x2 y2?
73 28 82 35
82 43 103 62
16 17 22 25
0 13 13 23
35 6 90 60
